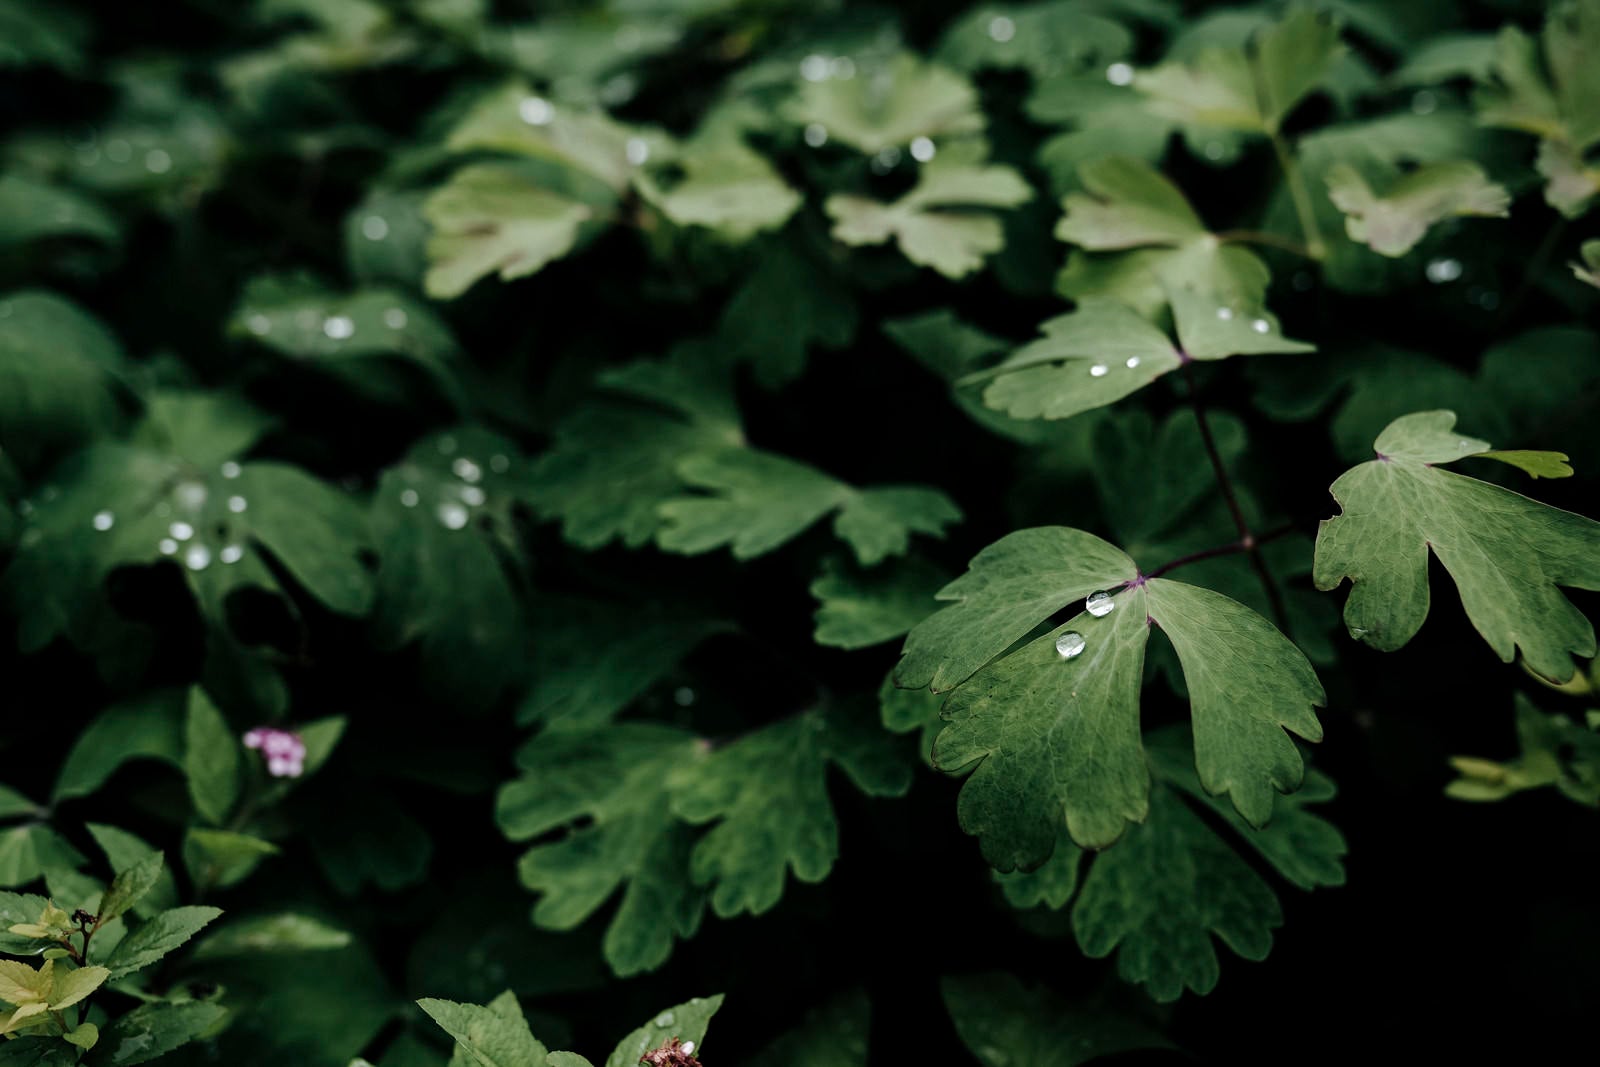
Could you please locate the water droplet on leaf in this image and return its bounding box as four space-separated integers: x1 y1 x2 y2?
437 502 469 530
221 461 242 479
158 538 177 555
1055 631 1085 659
92 510 114 531
220 544 243 564
1106 62 1134 85
1216 307 1233 321
170 521 195 541
1089 363 1108 377
800 54 829 81
383 307 407 329
625 138 650 166
1125 356 1140 368
400 489 419 508
1085 590 1115 617
184 544 212 571
988 15 1016 42
227 495 247 513
518 96 553 126
323 315 354 340
909 136 936 162
803 123 828 147
461 486 486 507
452 458 483 483
361 215 389 241
247 314 271 336
144 148 172 174
1250 318 1270 333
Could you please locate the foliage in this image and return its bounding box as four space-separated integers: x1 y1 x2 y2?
1 0 1598 1063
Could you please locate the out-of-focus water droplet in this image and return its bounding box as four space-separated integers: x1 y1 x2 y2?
1204 141 1224 160
184 544 212 571
221 461 242 479
227 495 247 513
452 457 483 483
625 137 650 166
1250 318 1270 334
1458 439 1473 449
1216 307 1233 321
1089 363 1108 377
1425 257 1462 284
518 96 554 126
871 146 901 174
400 489 419 508
489 454 510 473
1411 90 1438 115
803 123 828 148
170 521 195 541
674 686 696 707
1125 356 1141 369
461 486 486 507
655 1011 676 1027
144 148 172 174
1085 590 1115 617
383 307 407 329
92 510 115 531
1106 61 1134 85
438 502 469 530
910 136 936 162
159 538 178 555
247 313 272 336
800 54 829 81
829 56 855 79
176 481 208 510
1055 631 1086 659
323 315 354 340
220 544 243 564
361 215 389 241
105 139 131 163
437 434 457 455
988 15 1016 42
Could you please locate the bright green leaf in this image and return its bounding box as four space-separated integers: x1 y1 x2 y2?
1325 160 1509 256
103 906 221 979
826 164 1031 278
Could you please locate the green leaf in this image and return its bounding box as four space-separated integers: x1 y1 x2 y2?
43 963 107 1009
602 995 722 1067
0 827 84 889
0 1037 76 1067
1573 239 1600 288
88 1001 228 1066
901 528 1324 861
62 1023 96 1050
85 825 178 918
443 83 653 194
1325 161 1509 257
1136 7 1344 134
787 53 984 154
942 973 1172 1064
826 164 1032 278
1476 450 1575 479
103 905 221 979
419 992 549 1067
747 989 869 1067
0 174 118 249
497 725 706 977
811 556 947 650
1313 410 1600 682
191 913 352 958
184 689 240 825
183 829 278 891
718 239 858 389
0 786 38 821
306 790 431 895
1054 156 1204 249
634 138 800 240
93 852 163 925
673 707 910 917
936 4 1132 79
994 830 1083 910
1446 693 1600 806
423 165 595 299
0 892 55 955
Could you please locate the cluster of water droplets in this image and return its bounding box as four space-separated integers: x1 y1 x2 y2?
244 303 410 347
1214 306 1272 334
72 133 174 175
397 437 511 531
1055 590 1117 661
101 463 251 573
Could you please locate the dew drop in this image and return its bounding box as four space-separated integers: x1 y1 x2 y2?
1425 257 1462 284
1106 61 1134 86
437 502 469 530
988 15 1016 42
1125 356 1141 369
158 538 178 555
383 307 407 329
169 521 195 541
800 54 830 82
361 215 389 241
227 495 247 513
655 1011 676 1027
681 1042 695 1055
461 486 487 507
1216 307 1233 321
1203 141 1225 160
489 454 510 473
518 96 554 126
105 139 132 163
909 136 936 162
803 122 828 148
437 435 458 455
246 313 272 336
1089 363 1108 377
1085 590 1115 617
323 315 354 340
1411 90 1438 115
221 461 242 479
625 137 650 166
870 146 901 174
674 687 696 707
400 489 419 508
176 481 208 510
1055 631 1086 659
452 457 483 483
220 544 244 564
144 148 172 174
1458 438 1473 449
1250 318 1270 334
92 510 115 531
184 543 212 571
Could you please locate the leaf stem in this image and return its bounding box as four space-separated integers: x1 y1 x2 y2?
1214 228 1314 258
1179 363 1291 631
1268 131 1326 262
1141 524 1295 581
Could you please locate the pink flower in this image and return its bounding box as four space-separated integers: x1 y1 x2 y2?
243 727 307 778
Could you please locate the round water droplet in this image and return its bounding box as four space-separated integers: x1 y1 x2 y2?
988 15 1016 42
221 461 242 479
460 486 486 507
909 136 936 163
1216 307 1233 321
800 54 830 82
1203 141 1225 160
682 1042 695 1055
518 96 554 126
1085 590 1115 617
489 454 510 473
399 489 419 508
437 434 458 455
625 137 650 166
184 544 212 571
870 146 901 174
105 139 132 163
452 457 483 483
92 510 115 531
158 538 178 555
1425 257 1462 284
1458 439 1473 449
1089 363 1108 377
655 1011 676 1027
1125 356 1141 369
227 495 247 513
674 687 696 707
1055 631 1086 659
247 313 272 336
219 544 244 564
437 502 469 530
1250 318 1270 334
144 148 172 174
323 315 354 340
1411 89 1438 115
361 215 389 241
176 481 208 510
383 307 407 329
169 521 195 542
1105 61 1134 86
803 122 828 148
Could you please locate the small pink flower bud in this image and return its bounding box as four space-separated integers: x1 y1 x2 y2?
242 727 307 778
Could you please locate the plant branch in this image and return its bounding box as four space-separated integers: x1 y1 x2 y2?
1268 131 1326 262
1140 524 1296 582
1215 228 1315 257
